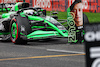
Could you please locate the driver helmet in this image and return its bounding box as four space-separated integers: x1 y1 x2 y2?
24 10 37 15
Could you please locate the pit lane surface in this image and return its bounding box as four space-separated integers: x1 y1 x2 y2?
0 38 85 67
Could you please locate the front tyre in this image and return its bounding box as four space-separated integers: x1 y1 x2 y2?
10 20 27 44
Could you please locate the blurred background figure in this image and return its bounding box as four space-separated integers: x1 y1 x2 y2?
68 0 89 43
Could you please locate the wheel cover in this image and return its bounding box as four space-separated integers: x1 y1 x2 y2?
11 22 18 43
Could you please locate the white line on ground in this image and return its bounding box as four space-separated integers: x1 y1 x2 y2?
47 49 85 54
0 38 2 40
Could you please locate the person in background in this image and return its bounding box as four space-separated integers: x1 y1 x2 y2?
70 0 83 27
69 0 89 43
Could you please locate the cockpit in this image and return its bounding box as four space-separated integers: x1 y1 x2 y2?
23 10 37 15
23 8 46 16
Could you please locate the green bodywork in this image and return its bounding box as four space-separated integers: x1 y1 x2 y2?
0 2 68 40
0 8 10 12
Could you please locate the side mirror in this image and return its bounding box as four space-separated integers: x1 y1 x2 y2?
17 9 22 14
51 15 58 20
10 14 18 18
52 12 58 15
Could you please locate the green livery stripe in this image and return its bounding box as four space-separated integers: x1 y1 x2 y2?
20 33 27 37
27 34 60 39
20 31 60 39
0 32 10 35
0 8 11 12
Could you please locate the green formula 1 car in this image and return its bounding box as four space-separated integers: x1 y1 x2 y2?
0 2 68 44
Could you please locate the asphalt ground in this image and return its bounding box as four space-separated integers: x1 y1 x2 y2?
0 38 86 67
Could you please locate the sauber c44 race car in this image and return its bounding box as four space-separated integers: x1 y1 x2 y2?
0 2 68 44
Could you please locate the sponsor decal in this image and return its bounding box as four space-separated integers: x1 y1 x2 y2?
82 0 88 9
67 12 76 42
33 0 51 8
21 25 25 32
52 0 66 12
33 0 52 11
1 0 16 3
32 0 66 11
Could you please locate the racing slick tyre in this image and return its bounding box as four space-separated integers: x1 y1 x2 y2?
10 19 27 44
